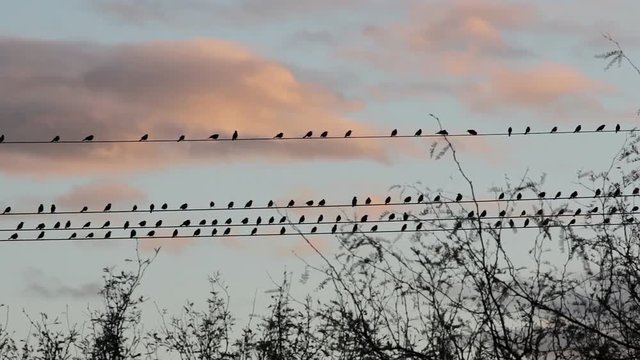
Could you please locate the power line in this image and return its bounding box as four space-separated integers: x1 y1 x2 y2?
1 192 636 217
0 221 632 243
0 126 634 145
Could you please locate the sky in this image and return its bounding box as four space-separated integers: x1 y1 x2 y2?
0 0 639 337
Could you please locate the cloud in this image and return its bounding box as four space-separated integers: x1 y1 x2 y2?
55 181 146 210
0 37 407 175
22 268 100 299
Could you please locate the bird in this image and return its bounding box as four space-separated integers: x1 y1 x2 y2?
268 200 275 208
303 131 313 138
177 135 185 142
633 187 640 195
256 216 262 225
509 219 515 228
320 131 328 138
16 222 23 230
101 221 110 228
455 193 463 202
69 233 76 239
86 232 95 239
130 230 136 238
494 221 502 228
574 125 581 133
508 127 512 137
401 224 407 232
403 212 409 221
50 204 56 213
287 200 295 207
65 221 71 229
415 223 422 231
554 191 562 199
498 193 505 200
480 210 487 217
181 220 191 227
614 188 621 197
172 229 179 238
570 191 578 199
499 210 506 217
251 227 258 235
516 193 522 200
551 126 557 133
244 200 253 208
385 196 391 204
336 215 342 222
232 130 238 140
318 199 326 206
403 196 412 203
306 200 314 206
274 132 284 139
227 201 234 209
311 226 317 233
467 211 474 218
388 213 396 221
269 216 275 224
568 219 576 226
524 126 530 135
279 216 287 223
82 221 91 229
147 230 155 237
280 227 286 235
352 196 357 207
390 129 398 137
616 124 621 133
331 224 337 233
104 203 112 212
53 222 60 229
81 206 88 213
225 218 232 225
316 214 324 223
538 192 546 199
414 129 422 136
51 136 60 142
180 203 188 210
365 197 372 205
360 215 368 222
417 194 424 203
241 217 249 225
82 135 94 142
36 223 45 230
37 204 44 213
344 130 352 137
199 219 207 225
2 206 11 214
596 124 605 132
209 134 219 140
193 229 201 236
298 215 305 224
139 220 147 227
9 233 18 240
211 219 218 225
155 220 163 227
574 208 582 216
161 203 168 210
140 134 149 141
105 231 112 239
436 130 448 135
467 129 477 135
149 203 155 213
352 224 358 233
224 228 231 236
594 189 601 197
433 195 441 202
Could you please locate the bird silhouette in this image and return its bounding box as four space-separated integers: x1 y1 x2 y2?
345 130 352 137
227 201 234 209
516 193 522 200
594 189 601 197
287 200 295 207
16 222 24 230
181 220 191 227
245 200 253 208
149 203 155 213
613 188 621 197
385 196 391 204
311 226 318 233
104 203 112 212
241 217 249 225
365 197 372 205
390 129 398 137
38 204 43 213
105 231 112 239
211 229 218 236
542 219 550 226
140 134 149 141
508 127 512 137
596 124 605 132
306 200 314 206
155 220 163 227
574 125 581 133
524 126 530 135
36 223 45 230
132 205 138 211
331 224 337 233
351 224 358 233
616 124 621 133
161 203 168 210
417 194 424 203
130 230 136 238
51 136 60 142
224 227 231 235
101 221 110 228
86 232 94 239
209 201 215 208
298 215 305 223
414 129 422 136
436 130 448 135
303 131 313 138
524 219 531 228
467 129 478 135
494 221 502 228
251 227 258 235
82 221 91 229
480 210 487 217
509 219 515 228
180 203 188 210
69 233 76 239
268 216 275 224
82 135 94 142
401 224 407 232
232 131 238 140
336 215 342 222
590 207 599 213
554 191 561 199
81 206 88 213
209 134 219 140
433 195 441 202
279 216 287 223
225 218 232 225
50 204 56 213
318 199 326 206
65 220 71 229
499 210 506 217
9 233 17 240
403 212 409 221
147 230 155 237
551 126 557 133
316 214 324 223
280 227 286 235
633 187 640 195
53 222 60 229
212 219 218 225
498 193 505 200
467 211 475 218
268 200 274 207
568 219 576 225
403 196 411 203
360 215 368 222
274 132 284 139
139 220 147 227
538 192 546 199
388 213 396 221
256 216 262 225
123 221 130 229
193 229 201 236
199 219 207 226
172 229 179 238
455 193 463 202
352 196 357 207
320 131 328 138
177 135 185 142
570 191 578 199
415 223 422 231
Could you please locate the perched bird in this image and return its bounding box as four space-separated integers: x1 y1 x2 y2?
388 213 396 221
53 222 60 229
130 230 136 238
433 195 441 202
352 196 357 207
436 130 448 135
9 233 18 240
365 197 372 205
172 229 179 238
404 196 412 203
385 196 391 204
352 224 358 233
467 211 474 218
467 129 477 135
401 224 407 232
499 210 506 217
268 216 275 224
616 124 621 133
37 231 45 240
225 218 232 225
199 219 207 225
596 124 605 132
336 215 342 222
104 203 112 212
306 200 314 206
224 227 231 235
139 220 147 227
193 229 201 236
594 189 601 197
16 222 23 230
101 221 111 228
274 132 284 139
105 231 112 239
140 134 149 141
82 135 94 142
417 194 424 203
36 223 45 230
82 221 91 229
241 217 249 225
0 134 3 143
551 126 557 133
318 199 326 206
590 207 599 213
542 219 550 226
38 204 44 213
245 200 253 208
524 126 530 135
298 215 305 224
574 125 581 133
279 216 287 223
303 131 313 138
280 227 286 235
227 201 234 209
498 193 504 200
390 129 398 137
316 214 324 223
81 206 88 213
570 191 578 199
268 200 275 207
69 233 76 239
320 131 328 138
613 188 621 197
50 204 56 213
516 193 522 200
568 219 576 225
554 191 561 199
508 127 512 137
509 219 515 228
256 216 262 225
232 130 238 140
287 200 295 207
65 220 71 229
494 221 502 228
51 136 60 142
311 226 317 233
403 212 409 221
455 193 463 202
181 220 191 227
85 232 94 239
414 129 422 136
147 230 155 237
344 130 352 137
480 210 487 217
211 229 218 236
155 220 163 227
209 133 219 140
209 201 215 208
211 219 218 225
415 223 422 231
161 203 168 210
180 203 188 210
360 215 368 222
251 227 258 235
177 135 185 142
331 224 338 234
538 192 546 199
149 203 155 213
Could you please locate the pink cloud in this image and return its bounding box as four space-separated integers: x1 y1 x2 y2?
0 37 412 175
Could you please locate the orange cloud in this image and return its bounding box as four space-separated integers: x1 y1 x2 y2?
0 37 407 176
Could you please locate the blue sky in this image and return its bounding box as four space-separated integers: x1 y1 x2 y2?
0 0 639 336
